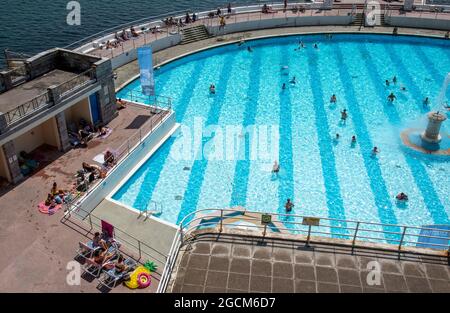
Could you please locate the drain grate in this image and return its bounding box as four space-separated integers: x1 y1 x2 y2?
183 166 191 171
175 195 183 200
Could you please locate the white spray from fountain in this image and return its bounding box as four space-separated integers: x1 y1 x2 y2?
435 72 450 110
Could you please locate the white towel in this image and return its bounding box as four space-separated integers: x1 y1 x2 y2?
93 153 105 164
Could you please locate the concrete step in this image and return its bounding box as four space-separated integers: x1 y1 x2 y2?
181 25 211 44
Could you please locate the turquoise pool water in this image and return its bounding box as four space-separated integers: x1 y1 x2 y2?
113 34 450 242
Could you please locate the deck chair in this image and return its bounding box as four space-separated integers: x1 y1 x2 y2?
98 258 137 289
75 241 100 260
82 252 118 278
101 220 115 239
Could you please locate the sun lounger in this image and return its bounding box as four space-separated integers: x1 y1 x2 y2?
97 258 137 289
75 241 100 260
82 253 118 278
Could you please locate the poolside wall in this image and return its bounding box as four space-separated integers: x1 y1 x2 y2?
207 15 353 36
75 111 177 218
110 34 182 69
386 16 450 30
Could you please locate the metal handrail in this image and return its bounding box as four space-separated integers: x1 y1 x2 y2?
4 92 51 126
3 69 96 127
127 91 173 110
55 69 96 98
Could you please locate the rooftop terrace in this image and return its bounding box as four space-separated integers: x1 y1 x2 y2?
0 69 78 112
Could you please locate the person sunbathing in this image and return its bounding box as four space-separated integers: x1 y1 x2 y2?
121 29 129 41
44 193 59 209
105 40 114 49
82 162 102 174
92 232 108 250
89 248 114 265
51 182 58 196
117 98 127 109
114 255 128 273
78 127 93 144
131 26 139 37
104 150 115 166
115 32 123 42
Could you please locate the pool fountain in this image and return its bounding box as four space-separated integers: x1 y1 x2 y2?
421 111 447 144
401 73 450 156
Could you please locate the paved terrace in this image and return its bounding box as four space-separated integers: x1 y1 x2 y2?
0 103 161 292
169 233 450 293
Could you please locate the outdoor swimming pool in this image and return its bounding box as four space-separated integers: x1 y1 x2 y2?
113 34 450 242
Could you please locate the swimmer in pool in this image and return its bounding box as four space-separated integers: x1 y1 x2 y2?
388 92 396 102
272 161 280 174
330 94 337 103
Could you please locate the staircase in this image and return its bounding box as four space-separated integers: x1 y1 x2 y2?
351 13 364 27
181 25 211 44
379 14 386 26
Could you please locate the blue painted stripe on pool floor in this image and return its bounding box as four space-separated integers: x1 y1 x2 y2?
414 46 445 85
333 43 399 241
128 137 175 211
230 49 262 207
382 45 428 112
372 45 450 225
129 62 205 210
172 59 207 121
177 53 237 224
278 44 295 216
305 45 348 238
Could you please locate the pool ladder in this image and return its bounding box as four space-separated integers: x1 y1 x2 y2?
139 200 163 221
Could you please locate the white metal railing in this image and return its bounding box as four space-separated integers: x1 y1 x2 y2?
157 208 450 293
126 91 173 110
139 200 164 220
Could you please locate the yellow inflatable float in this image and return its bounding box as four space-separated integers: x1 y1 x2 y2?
125 265 151 289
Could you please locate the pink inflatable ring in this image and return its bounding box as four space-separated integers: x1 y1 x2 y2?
137 272 151 288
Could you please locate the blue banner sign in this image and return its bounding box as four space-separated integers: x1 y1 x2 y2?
137 46 155 96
